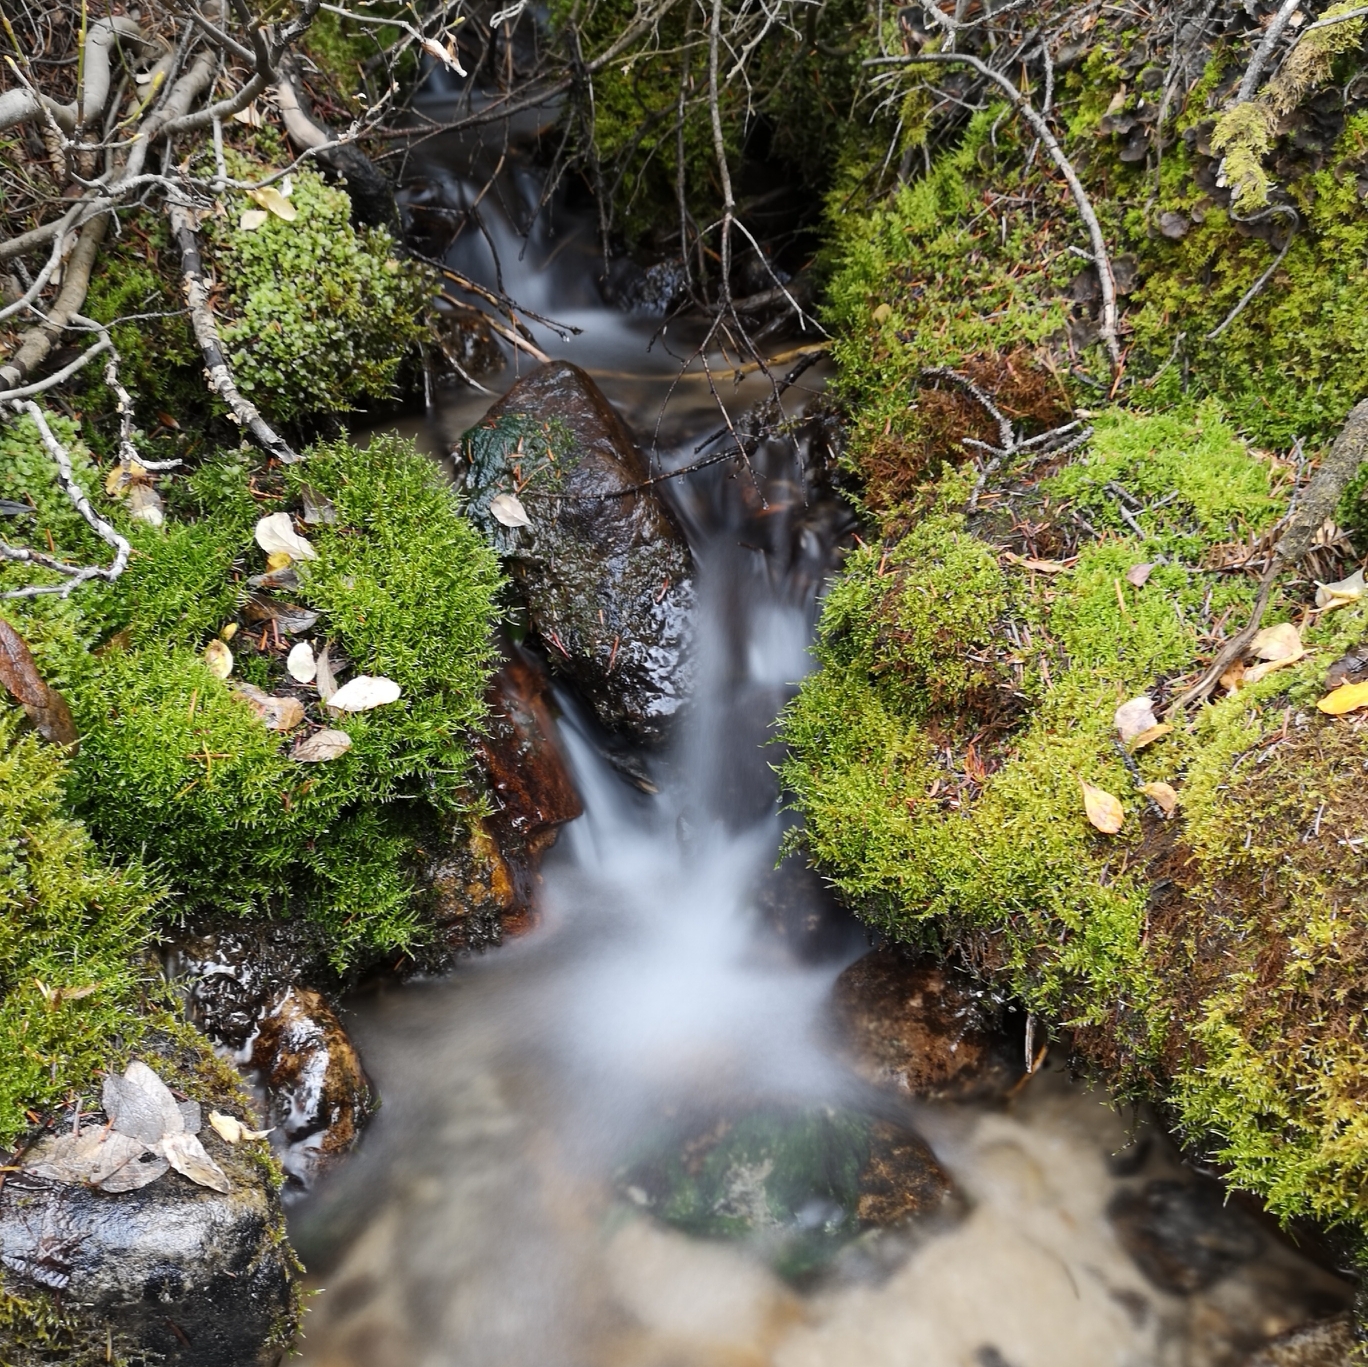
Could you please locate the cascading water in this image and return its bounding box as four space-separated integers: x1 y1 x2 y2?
287 96 1352 1367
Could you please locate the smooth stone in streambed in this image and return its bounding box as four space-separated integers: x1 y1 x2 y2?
620 1106 956 1282
828 947 1027 1102
248 987 374 1192
455 360 695 744
0 1138 291 1366
1243 1314 1356 1366
1107 1178 1263 1295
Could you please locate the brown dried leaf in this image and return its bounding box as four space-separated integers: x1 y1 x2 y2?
1002 551 1076 574
1125 562 1155 588
314 640 339 701
103 1060 185 1145
0 615 79 746
1081 780 1125 834
25 1128 166 1192
1127 723 1173 752
1220 660 1246 693
241 595 320 634
291 728 352 762
233 683 306 732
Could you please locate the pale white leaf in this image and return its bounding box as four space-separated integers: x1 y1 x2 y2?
26 1128 166 1192
239 208 269 232
208 1110 273 1144
489 492 532 529
159 1130 232 1193
254 511 317 561
291 728 352 762
326 675 401 712
1250 620 1302 662
127 483 164 527
1315 567 1366 610
287 641 317 683
1114 695 1158 744
104 1060 185 1144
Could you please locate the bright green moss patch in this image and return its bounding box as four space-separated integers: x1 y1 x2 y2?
0 713 157 1146
205 164 431 424
55 433 503 970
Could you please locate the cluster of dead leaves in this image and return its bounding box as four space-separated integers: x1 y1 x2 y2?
23 1061 254 1195
198 510 406 763
1080 695 1180 835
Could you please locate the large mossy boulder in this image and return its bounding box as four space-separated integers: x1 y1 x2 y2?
455 361 696 744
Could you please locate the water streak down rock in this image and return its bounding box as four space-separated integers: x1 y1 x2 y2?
456 362 695 743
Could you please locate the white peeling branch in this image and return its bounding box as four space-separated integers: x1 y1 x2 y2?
867 50 1123 373
1 401 131 600
168 200 302 464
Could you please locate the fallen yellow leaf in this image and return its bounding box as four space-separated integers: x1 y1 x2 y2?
247 185 297 222
1250 621 1302 662
1317 681 1368 715
1140 781 1178 816
1081 780 1124 834
1127 722 1173 751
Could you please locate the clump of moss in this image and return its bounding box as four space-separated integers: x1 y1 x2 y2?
65 434 504 969
204 161 431 424
0 712 157 1146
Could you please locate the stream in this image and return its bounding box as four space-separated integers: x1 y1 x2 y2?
286 94 1351 1367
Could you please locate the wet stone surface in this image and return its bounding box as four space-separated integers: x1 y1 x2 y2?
455 360 696 744
827 947 1027 1102
0 1139 291 1366
247 988 375 1193
619 1106 956 1283
1243 1314 1357 1366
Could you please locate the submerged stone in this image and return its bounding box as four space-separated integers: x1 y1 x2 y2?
619 1106 954 1282
828 948 1026 1102
455 360 695 743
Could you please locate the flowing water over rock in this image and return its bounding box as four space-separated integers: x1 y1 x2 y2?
288 105 1353 1367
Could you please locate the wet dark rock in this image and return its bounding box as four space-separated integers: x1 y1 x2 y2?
247 988 375 1192
752 850 863 965
476 645 584 873
456 360 696 743
1244 1314 1356 1366
0 1137 292 1366
828 947 1026 1102
599 256 691 315
620 1105 954 1282
1108 1178 1263 1294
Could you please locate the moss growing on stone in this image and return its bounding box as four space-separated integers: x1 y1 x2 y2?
0 713 157 1147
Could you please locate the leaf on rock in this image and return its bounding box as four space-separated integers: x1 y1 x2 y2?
1114 695 1159 743
25 1128 167 1192
254 512 317 561
247 186 297 222
1315 568 1366 611
1250 621 1303 662
159 1130 232 1193
314 640 339 701
286 641 316 683
489 492 532 529
291 727 352 762
203 639 233 679
1140 781 1179 816
0 615 79 746
103 1060 186 1145
1081 780 1125 834
327 675 402 712
208 1110 272 1145
1317 680 1368 715
1125 562 1155 588
300 483 338 525
234 683 306 732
